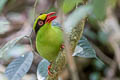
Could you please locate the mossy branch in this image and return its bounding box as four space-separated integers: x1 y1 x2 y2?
46 18 86 80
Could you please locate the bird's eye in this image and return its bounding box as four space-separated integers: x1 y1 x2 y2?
38 20 44 26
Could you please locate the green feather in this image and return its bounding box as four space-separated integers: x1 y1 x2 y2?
36 23 63 62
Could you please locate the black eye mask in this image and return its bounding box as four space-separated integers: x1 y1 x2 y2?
35 19 45 34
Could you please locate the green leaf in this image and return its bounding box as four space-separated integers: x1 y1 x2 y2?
108 0 117 8
37 59 50 80
84 28 97 40
0 0 7 13
98 31 108 45
89 72 100 80
0 35 26 58
73 36 96 58
5 52 34 80
92 0 107 20
93 60 105 70
62 0 83 14
73 36 104 64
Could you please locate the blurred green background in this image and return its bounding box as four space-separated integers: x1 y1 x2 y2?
0 0 120 80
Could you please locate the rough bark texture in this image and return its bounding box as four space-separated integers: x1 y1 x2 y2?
46 18 86 80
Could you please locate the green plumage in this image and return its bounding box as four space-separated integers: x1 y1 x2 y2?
36 23 63 62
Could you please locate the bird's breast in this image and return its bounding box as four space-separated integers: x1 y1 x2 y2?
35 27 63 61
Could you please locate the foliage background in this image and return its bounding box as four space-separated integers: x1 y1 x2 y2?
0 0 120 80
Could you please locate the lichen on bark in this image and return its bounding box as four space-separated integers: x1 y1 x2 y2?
46 18 86 80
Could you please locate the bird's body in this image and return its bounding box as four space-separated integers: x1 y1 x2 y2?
36 23 63 61
33 12 63 62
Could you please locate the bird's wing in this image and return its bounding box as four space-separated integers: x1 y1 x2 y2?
52 20 61 28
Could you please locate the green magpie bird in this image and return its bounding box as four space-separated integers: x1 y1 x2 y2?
33 12 64 75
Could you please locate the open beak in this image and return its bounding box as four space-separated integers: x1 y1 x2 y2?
45 12 57 23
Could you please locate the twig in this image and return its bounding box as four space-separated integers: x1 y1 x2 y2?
90 42 114 65
99 7 120 70
104 60 117 80
63 32 80 80
61 11 79 80
33 0 38 21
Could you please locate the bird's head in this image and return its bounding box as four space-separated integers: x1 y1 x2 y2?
33 12 57 33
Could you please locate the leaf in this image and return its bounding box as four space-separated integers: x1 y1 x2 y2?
64 4 93 34
62 0 83 14
3 44 30 60
73 36 104 64
0 35 26 58
0 0 7 13
84 28 97 40
98 31 108 45
92 0 107 20
73 36 96 58
5 52 34 80
94 60 105 70
107 0 117 8
37 59 50 80
89 72 100 80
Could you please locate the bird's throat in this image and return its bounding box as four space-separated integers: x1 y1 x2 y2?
35 23 52 36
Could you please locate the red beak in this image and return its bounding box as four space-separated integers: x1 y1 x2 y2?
45 12 57 23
